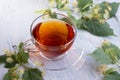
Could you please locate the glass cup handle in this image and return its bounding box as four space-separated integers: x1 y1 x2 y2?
23 39 40 53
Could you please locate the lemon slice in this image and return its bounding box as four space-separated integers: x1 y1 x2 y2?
39 19 68 45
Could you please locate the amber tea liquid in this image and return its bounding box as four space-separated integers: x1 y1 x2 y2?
32 19 75 58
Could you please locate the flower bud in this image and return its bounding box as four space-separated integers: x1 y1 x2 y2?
72 0 78 7
98 64 108 74
103 13 110 20
99 19 105 24
108 6 112 11
74 7 79 12
102 40 110 46
104 9 109 15
6 57 13 63
49 0 56 8
19 68 25 74
94 9 99 14
4 50 13 57
42 70 46 76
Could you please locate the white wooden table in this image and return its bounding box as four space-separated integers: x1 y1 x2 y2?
0 0 120 80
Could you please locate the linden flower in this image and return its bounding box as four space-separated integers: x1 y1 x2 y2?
34 61 44 67
72 0 78 7
42 15 50 19
42 70 46 76
19 68 25 74
104 9 109 15
108 6 112 11
98 64 108 74
4 50 14 57
93 13 101 19
36 9 51 14
74 7 79 12
102 40 110 46
92 5 101 14
82 11 93 19
6 57 13 63
93 9 99 14
103 13 110 20
99 19 105 24
49 0 56 8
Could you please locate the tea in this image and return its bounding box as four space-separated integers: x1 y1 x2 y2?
32 19 75 58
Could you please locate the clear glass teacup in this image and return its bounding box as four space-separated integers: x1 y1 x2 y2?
30 13 77 60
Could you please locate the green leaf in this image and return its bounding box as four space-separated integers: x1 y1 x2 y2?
20 51 29 63
3 72 12 80
55 0 66 9
22 68 44 80
76 19 86 29
91 41 120 65
109 2 119 18
77 0 93 11
19 42 24 51
0 55 6 64
4 62 17 68
0 54 18 68
16 42 29 64
104 68 116 75
3 69 18 80
16 51 29 64
103 71 120 80
84 19 114 36
16 53 22 63
91 48 112 64
49 13 57 18
102 43 120 63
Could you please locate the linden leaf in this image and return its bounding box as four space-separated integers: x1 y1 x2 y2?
91 42 120 64
102 43 120 63
103 71 120 80
109 2 120 18
91 48 112 64
104 68 116 75
77 0 93 11
22 68 44 80
0 55 6 64
16 42 29 64
3 72 12 80
84 19 114 36
20 51 29 63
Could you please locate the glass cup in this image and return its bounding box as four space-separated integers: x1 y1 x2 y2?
30 13 77 60
24 13 84 71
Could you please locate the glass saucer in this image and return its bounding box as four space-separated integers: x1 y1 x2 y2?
24 40 84 71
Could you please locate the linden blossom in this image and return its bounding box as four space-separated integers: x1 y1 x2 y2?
0 43 44 80
43 0 119 36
